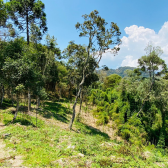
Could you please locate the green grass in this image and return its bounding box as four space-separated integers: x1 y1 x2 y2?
38 101 71 123
0 102 168 167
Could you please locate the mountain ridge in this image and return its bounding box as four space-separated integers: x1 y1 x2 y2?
97 66 149 78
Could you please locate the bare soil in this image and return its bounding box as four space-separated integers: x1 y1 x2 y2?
0 122 25 167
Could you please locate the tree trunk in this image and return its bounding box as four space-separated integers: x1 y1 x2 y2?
69 87 82 130
69 30 92 130
13 95 19 122
26 12 29 45
36 96 40 109
28 88 31 112
7 87 10 99
0 84 4 106
24 93 26 106
76 89 83 122
11 90 14 106
79 89 83 114
68 84 72 100
59 87 62 100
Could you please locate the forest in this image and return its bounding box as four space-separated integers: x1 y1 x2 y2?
0 0 168 167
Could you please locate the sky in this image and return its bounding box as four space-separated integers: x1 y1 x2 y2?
41 0 168 69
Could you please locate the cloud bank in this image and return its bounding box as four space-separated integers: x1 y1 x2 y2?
100 21 168 69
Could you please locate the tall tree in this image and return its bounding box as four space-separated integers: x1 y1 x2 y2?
138 43 166 84
137 44 167 117
67 10 121 130
7 0 47 111
7 0 47 45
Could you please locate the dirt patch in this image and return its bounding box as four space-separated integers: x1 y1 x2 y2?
0 122 25 167
28 111 70 130
61 103 122 141
24 102 121 140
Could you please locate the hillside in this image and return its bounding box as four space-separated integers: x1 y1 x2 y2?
97 66 149 78
0 100 168 167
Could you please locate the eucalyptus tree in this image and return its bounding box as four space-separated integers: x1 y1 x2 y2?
137 44 167 117
66 10 121 129
138 43 167 84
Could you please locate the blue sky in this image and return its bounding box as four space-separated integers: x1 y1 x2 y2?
42 0 168 69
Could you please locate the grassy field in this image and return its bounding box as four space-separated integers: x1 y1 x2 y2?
0 99 168 167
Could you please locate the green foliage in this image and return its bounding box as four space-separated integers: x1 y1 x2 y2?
89 49 168 146
138 43 167 79
104 74 122 89
0 0 8 27
14 84 25 94
0 3 168 166
7 0 47 44
157 131 165 149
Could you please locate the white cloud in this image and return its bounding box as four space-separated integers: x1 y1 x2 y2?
100 21 168 69
121 55 138 67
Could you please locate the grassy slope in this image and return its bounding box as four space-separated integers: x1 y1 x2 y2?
0 100 168 167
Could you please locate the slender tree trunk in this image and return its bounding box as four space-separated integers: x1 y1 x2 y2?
60 87 62 99
36 95 40 109
69 30 92 130
68 84 71 100
11 90 14 106
13 95 19 122
76 85 78 97
28 88 31 112
24 93 26 106
7 86 10 99
26 11 31 111
76 89 83 122
26 12 29 45
79 89 83 114
0 84 4 106
69 87 82 130
58 87 61 102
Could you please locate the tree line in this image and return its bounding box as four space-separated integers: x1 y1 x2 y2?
0 0 121 129
2 1 167 149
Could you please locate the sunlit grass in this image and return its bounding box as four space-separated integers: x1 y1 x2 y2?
0 101 168 167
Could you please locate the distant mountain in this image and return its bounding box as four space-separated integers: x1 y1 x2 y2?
97 66 149 78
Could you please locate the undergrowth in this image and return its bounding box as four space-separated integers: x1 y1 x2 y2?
0 103 168 167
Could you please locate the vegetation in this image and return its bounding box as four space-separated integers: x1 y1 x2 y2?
89 43 168 148
97 66 150 78
0 0 168 167
0 102 168 167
